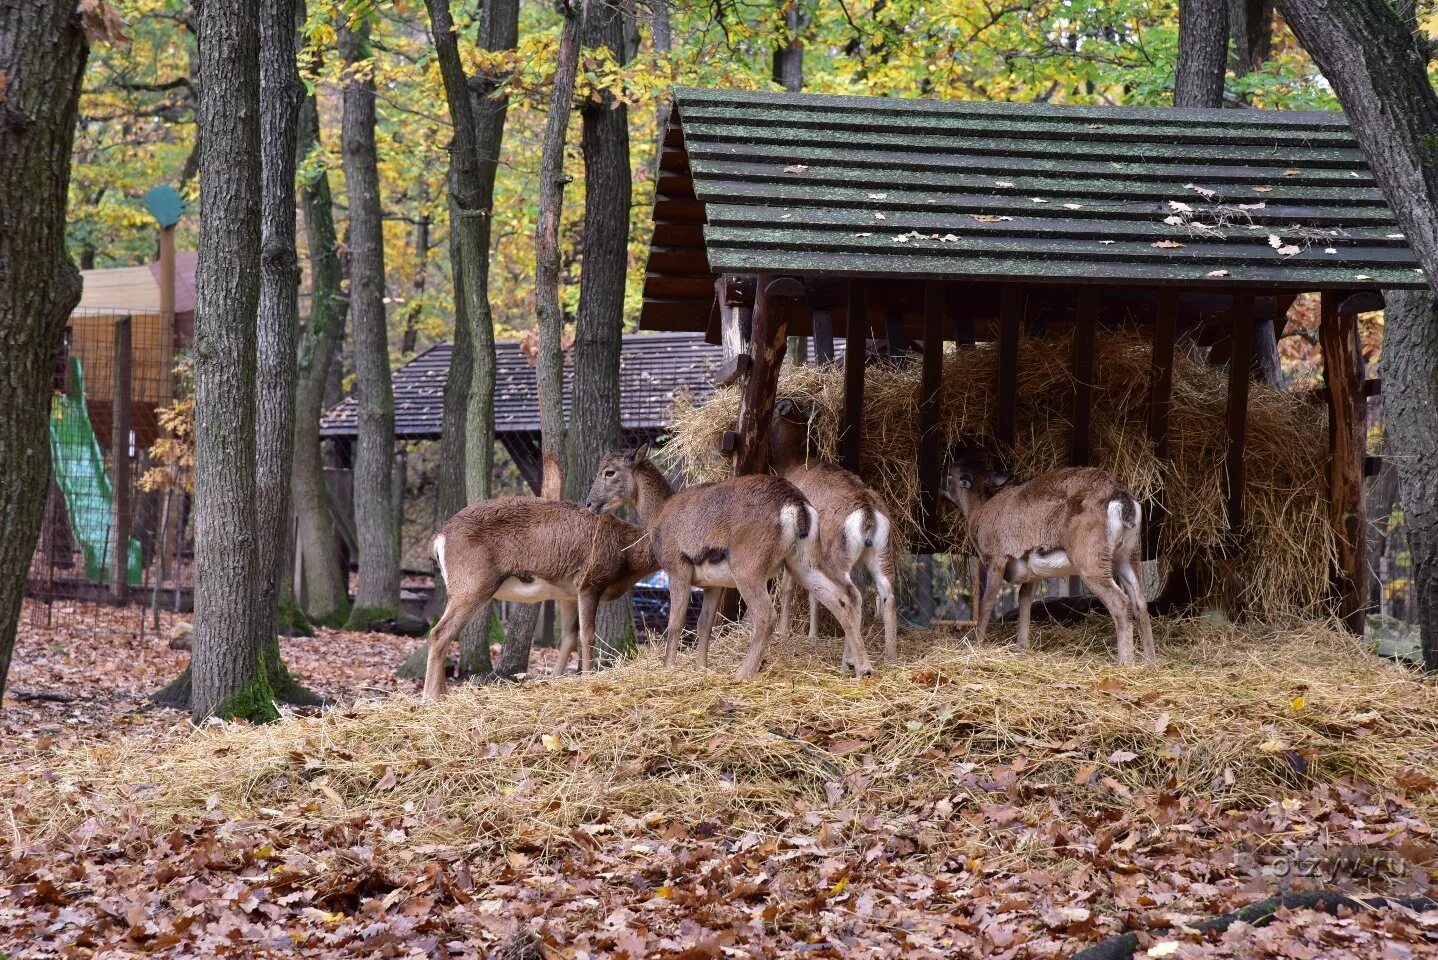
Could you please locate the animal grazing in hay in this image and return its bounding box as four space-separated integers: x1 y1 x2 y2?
944 458 1156 668
425 497 658 698
770 398 898 664
583 444 869 679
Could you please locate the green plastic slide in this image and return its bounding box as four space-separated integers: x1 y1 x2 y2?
49 356 142 585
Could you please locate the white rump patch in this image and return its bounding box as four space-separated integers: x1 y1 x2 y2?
843 510 868 555
433 534 449 587
1106 499 1126 545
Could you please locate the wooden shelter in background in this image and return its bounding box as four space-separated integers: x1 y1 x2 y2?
320 332 724 491
641 87 1429 632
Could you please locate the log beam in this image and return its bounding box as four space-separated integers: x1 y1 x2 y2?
918 280 946 550
1146 289 1178 558
732 275 803 475
1225 292 1255 540
1069 288 1098 467
841 281 869 473
995 284 1022 453
1320 289 1370 633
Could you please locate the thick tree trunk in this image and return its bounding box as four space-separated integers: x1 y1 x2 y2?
535 2 585 499
1273 0 1438 666
771 0 805 92
570 0 637 660
0 2 90 704
1175 0 1229 108
1229 0 1272 74
292 90 349 626
255 0 319 704
188 0 277 721
1381 291 1438 669
339 16 401 630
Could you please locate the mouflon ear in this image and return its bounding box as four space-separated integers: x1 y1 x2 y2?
774 397 797 416
990 470 1013 489
629 443 650 464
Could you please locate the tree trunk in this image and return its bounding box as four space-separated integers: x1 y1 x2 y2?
771 0 805 93
291 88 350 626
1229 0 1273 74
650 0 672 183
0 2 90 704
255 0 320 704
491 601 538 679
339 16 401 630
188 0 277 721
535 1 585 500
570 0 637 660
400 204 429 357
1273 0 1438 667
1381 291 1438 668
1175 0 1229 108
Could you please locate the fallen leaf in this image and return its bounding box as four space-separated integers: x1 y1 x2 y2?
1205 270 1230 278
1237 201 1267 210
1151 240 1185 249
1324 247 1338 254
829 739 869 755
1268 234 1284 248
1282 168 1301 177
1098 239 1116 244
1168 201 1194 213
1148 943 1180 958
1387 233 1405 239
868 192 888 199
783 164 808 174
1154 712 1172 735
1183 183 1216 200
1276 244 1301 256
1062 203 1083 209
970 214 1013 222
1290 696 1307 712
994 180 1016 188
1355 274 1373 281
1252 185 1274 193
1108 750 1138 764
1030 197 1049 203
541 733 563 751
873 211 886 220
1163 216 1185 226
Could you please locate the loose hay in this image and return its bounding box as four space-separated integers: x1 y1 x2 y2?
8 621 1436 856
664 332 1335 618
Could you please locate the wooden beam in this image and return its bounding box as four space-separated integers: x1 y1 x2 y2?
812 308 835 363
884 308 917 354
111 315 132 602
1320 289 1370 634
841 281 868 473
732 275 802 475
1146 289 1178 559
918 280 946 551
1225 292 1255 540
717 274 754 364
1069 288 1098 467
995 284 1022 453
715 354 751 386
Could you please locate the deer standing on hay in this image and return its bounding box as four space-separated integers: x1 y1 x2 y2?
582 445 869 679
770 398 899 664
944 458 1156 668
424 497 658 698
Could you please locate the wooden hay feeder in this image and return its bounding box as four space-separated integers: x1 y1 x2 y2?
640 87 1428 630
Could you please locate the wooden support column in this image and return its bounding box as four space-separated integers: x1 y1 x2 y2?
841 280 868 473
732 274 803 475
995 284 1022 454
918 280 946 550
1320 290 1370 633
812 308 835 363
1146 289 1178 559
1225 293 1255 540
111 315 133 601
1069 287 1098 467
715 274 755 387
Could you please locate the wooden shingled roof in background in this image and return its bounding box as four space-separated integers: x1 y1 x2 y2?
319 332 723 441
641 87 1426 332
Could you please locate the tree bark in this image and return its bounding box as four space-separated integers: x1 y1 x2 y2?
1175 0 1229 108
339 16 401 630
0 2 90 704
291 88 350 626
570 0 637 660
535 1 585 500
1381 291 1438 669
771 0 805 93
188 0 277 721
1229 0 1272 74
255 0 320 704
1273 0 1438 666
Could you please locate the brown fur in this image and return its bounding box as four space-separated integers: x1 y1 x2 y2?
771 400 898 664
423 497 657 697
947 461 1156 668
583 446 866 679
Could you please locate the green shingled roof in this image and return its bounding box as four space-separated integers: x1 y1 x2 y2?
641 88 1426 330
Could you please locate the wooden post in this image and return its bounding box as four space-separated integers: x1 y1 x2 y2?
995 284 1022 453
1069 287 1098 467
1320 290 1370 633
717 274 754 363
918 280 946 549
841 280 868 473
111 315 133 602
732 274 802 475
1146 289 1178 559
812 308 835 363
1225 293 1254 539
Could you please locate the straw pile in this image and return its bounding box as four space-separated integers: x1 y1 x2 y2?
665 332 1335 618
9 621 1436 855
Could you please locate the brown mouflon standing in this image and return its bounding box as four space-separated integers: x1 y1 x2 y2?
770 399 898 664
945 458 1156 668
425 497 657 698
583 445 870 679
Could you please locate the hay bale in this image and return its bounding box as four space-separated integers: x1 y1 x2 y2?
664 332 1334 619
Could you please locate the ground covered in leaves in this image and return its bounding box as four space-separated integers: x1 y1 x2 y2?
3 602 1438 958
